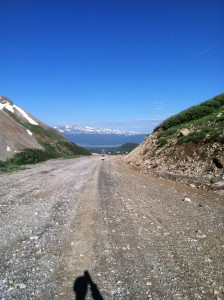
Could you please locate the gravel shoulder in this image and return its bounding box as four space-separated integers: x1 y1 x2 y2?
0 156 223 300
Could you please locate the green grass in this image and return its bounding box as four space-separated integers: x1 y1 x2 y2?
0 143 91 174
0 163 27 174
0 140 91 174
26 124 65 142
155 94 224 146
154 93 224 132
8 148 59 165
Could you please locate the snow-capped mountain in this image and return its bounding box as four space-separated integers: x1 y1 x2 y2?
54 124 141 135
0 96 43 160
54 124 147 147
0 96 88 161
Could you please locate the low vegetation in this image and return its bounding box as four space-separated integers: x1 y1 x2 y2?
0 142 91 173
0 98 91 173
0 125 91 173
155 93 224 147
155 93 224 131
7 148 59 165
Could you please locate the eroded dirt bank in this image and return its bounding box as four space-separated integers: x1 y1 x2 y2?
0 156 223 299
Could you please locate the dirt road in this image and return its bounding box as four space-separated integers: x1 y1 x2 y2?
0 156 223 299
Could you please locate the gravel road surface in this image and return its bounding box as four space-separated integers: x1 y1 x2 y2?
0 156 223 300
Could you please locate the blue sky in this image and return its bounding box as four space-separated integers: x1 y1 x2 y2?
0 0 223 133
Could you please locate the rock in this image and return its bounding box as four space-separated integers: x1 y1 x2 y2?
180 128 190 136
183 197 192 203
197 234 206 239
189 184 196 188
213 180 224 187
30 236 38 240
171 138 177 145
19 283 27 289
213 158 223 169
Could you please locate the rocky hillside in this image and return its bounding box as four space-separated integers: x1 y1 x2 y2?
126 93 224 189
0 96 90 161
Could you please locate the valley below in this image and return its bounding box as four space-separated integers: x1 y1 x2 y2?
0 156 223 300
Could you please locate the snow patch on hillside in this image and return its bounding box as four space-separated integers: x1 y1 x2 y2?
0 102 15 113
14 105 38 125
0 98 38 125
27 129 33 136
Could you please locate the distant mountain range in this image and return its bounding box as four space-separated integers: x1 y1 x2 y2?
54 124 143 135
54 124 147 147
0 95 146 162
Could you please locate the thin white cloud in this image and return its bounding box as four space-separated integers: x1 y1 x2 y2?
152 100 167 111
154 107 166 110
153 101 166 105
199 48 211 56
88 116 167 133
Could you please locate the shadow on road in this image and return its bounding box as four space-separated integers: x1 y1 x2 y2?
73 270 104 300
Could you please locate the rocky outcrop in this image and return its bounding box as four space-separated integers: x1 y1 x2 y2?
125 131 224 190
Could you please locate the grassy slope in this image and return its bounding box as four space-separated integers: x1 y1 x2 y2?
154 93 224 147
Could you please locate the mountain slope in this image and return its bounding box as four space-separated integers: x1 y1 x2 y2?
126 93 224 188
0 96 90 161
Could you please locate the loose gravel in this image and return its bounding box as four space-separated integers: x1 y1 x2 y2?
0 156 223 300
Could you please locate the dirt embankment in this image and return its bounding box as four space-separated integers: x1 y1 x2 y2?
126 132 224 193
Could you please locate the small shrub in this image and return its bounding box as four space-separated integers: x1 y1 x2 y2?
9 148 59 165
158 137 168 147
177 130 208 144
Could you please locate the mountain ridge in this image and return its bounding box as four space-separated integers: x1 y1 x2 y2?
0 96 90 162
54 124 147 148
54 124 144 135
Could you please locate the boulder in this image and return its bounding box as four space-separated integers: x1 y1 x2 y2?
180 128 190 136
